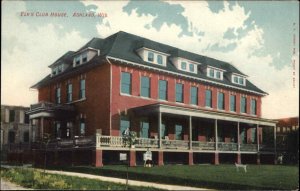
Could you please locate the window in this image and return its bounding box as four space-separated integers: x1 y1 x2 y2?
140 119 149 138
157 55 163 65
175 124 183 140
241 96 247 113
216 71 221 79
209 68 214 77
230 95 236 112
190 86 198 105
251 99 257 115
75 56 81 65
56 87 61 104
240 128 246 143
141 76 150 98
205 90 212 107
24 114 29 124
234 76 238 83
239 78 244 85
120 116 130 136
159 80 167 100
176 83 184 103
79 79 86 99
56 122 61 138
218 92 225 110
82 52 88 63
121 72 131 94
148 52 154 62
23 131 29 142
251 128 256 143
9 110 15 122
80 120 85 136
160 123 166 138
181 62 187 70
8 131 15 143
189 64 195 72
67 83 72 102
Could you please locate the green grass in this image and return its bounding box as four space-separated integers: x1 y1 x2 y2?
1 167 162 190
48 164 299 190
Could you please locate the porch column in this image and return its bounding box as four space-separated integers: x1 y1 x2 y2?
129 150 136 167
188 152 193 165
236 153 241 164
189 116 192 150
256 124 260 152
158 111 162 148
41 117 44 140
257 153 261 165
237 122 240 151
273 125 277 164
94 149 103 167
215 119 218 151
158 151 164 166
213 152 219 165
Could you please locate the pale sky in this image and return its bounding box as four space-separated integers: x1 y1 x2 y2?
1 1 299 119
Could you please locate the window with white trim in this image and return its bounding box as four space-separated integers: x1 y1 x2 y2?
207 67 224 80
232 74 246 86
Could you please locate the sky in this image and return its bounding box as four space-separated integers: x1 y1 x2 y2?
1 0 299 119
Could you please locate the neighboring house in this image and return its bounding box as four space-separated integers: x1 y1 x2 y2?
276 117 299 163
1 105 30 147
27 31 277 167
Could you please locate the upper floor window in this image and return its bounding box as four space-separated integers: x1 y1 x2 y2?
9 110 15 122
82 52 88 63
80 118 85 136
148 52 154 62
56 87 61 104
120 115 130 136
189 63 195 72
218 92 225 110
140 119 150 138
79 79 86 99
75 56 81 65
230 95 236 112
157 55 163 65
141 76 150 98
205 90 212 108
121 72 131 95
232 74 246 86
251 99 257 115
176 83 184 103
241 96 247 113
175 124 183 140
207 67 224 80
159 80 167 100
67 83 72 102
190 86 198 105
181 62 187 70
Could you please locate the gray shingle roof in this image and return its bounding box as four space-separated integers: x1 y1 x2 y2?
32 31 267 95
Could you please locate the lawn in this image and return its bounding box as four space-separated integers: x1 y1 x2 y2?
49 164 299 190
1 167 162 190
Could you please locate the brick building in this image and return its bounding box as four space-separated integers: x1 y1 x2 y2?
27 31 277 166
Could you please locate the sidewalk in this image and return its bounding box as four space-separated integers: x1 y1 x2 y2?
1 179 32 190
43 169 210 190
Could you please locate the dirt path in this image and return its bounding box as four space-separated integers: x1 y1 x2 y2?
1 178 32 190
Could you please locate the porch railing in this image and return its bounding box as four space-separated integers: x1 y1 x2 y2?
218 142 238 151
192 141 215 150
240 144 257 152
161 139 189 150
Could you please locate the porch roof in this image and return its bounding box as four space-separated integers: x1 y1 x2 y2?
131 104 277 127
26 101 76 119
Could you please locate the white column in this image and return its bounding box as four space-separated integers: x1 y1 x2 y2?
158 111 162 148
215 119 218 151
256 124 259 152
273 125 277 155
189 116 192 150
237 122 240 151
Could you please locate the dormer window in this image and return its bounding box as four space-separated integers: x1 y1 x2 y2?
137 47 169 67
171 57 199 74
181 62 187 70
157 55 163 65
148 52 154 62
231 73 246 86
73 48 99 67
207 67 224 80
51 64 65 77
189 64 195 72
